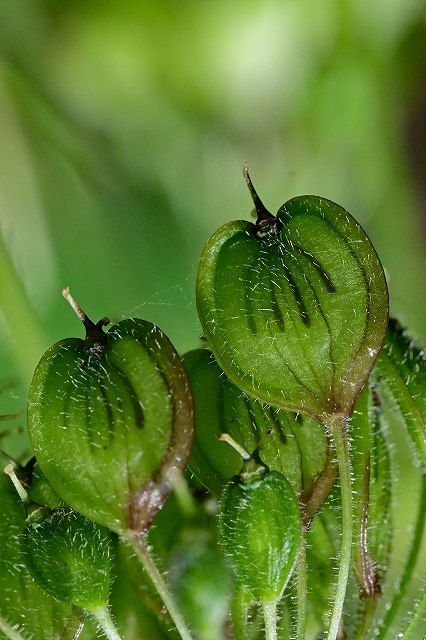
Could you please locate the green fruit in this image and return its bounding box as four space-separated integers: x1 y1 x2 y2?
0 471 85 640
219 442 300 606
197 168 388 421
28 289 194 534
24 508 112 612
183 348 329 504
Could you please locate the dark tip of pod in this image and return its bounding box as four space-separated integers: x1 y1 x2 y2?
243 164 278 234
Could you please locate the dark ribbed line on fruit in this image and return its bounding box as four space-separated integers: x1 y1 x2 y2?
294 412 303 425
268 407 288 444
269 277 285 332
283 242 337 400
293 245 336 293
120 371 145 430
321 217 376 398
274 249 310 326
158 358 189 455
109 362 145 431
250 397 287 444
99 382 115 442
298 264 336 399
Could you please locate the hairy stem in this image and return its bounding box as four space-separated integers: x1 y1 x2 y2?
90 607 122 640
295 534 307 640
0 617 26 640
263 601 278 640
231 583 252 640
325 414 352 640
125 532 194 640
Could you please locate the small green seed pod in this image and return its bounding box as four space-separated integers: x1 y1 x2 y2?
4 464 113 612
23 508 112 612
0 468 85 640
218 436 301 608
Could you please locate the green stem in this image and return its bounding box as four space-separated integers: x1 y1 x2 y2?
295 534 307 640
263 601 277 640
0 617 26 640
231 583 252 640
354 597 378 640
125 532 194 640
376 473 426 640
90 607 122 640
325 415 353 640
70 611 87 640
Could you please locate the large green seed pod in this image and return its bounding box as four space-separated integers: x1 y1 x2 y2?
28 289 194 535
197 168 388 421
219 447 301 606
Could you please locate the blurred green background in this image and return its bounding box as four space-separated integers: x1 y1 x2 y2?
0 0 425 432
0 4 425 637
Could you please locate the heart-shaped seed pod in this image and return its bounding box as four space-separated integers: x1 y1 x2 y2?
28 289 194 535
197 167 388 421
183 348 332 510
219 435 301 613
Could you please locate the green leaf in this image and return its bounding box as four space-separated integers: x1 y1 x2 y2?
28 296 194 535
197 174 388 420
